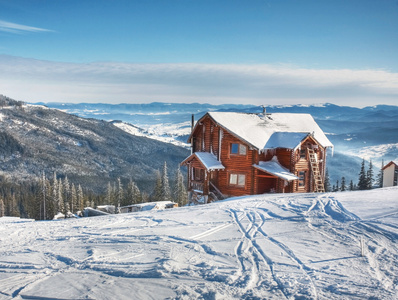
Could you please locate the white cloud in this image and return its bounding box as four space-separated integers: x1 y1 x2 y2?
0 55 397 106
0 20 52 34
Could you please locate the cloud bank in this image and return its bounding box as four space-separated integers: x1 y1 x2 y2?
0 20 52 34
0 55 397 106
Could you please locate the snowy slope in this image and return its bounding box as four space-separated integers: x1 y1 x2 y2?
1 188 397 299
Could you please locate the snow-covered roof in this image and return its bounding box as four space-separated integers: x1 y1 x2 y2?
195 152 225 170
264 132 309 150
205 112 333 150
182 152 225 171
120 201 176 211
253 157 298 181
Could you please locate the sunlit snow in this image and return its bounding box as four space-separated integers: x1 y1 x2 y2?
1 188 397 299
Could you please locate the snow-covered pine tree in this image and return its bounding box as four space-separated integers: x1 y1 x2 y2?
127 180 141 205
71 183 77 214
58 178 65 215
174 167 187 207
115 177 123 214
63 176 70 215
152 170 163 202
161 161 172 202
366 160 374 190
11 194 19 218
44 177 53 219
324 169 331 192
376 159 384 188
358 159 368 190
106 182 113 205
77 184 84 211
41 171 47 220
341 177 346 191
52 172 59 215
0 198 4 217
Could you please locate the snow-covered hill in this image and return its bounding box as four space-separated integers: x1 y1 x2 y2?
1 188 397 299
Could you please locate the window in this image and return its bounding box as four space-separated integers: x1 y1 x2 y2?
300 148 306 159
229 173 246 187
298 171 306 187
231 143 247 155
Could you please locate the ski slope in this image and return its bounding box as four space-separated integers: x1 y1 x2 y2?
1 188 397 299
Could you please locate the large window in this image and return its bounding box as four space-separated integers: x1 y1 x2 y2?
229 173 246 187
230 143 247 155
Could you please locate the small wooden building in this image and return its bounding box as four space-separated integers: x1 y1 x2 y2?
181 111 333 203
382 161 398 187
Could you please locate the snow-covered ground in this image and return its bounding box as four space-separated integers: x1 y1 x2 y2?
1 188 397 299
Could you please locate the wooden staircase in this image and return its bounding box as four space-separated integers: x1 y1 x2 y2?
308 149 325 193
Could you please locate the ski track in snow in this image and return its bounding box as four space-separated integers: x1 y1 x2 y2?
0 188 397 299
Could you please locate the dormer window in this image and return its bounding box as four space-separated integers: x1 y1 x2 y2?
231 143 247 155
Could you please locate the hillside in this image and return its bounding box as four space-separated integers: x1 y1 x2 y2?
0 96 189 192
0 188 397 299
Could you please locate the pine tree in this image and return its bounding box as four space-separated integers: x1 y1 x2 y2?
161 162 172 202
335 180 339 192
324 168 331 192
0 198 4 217
63 176 70 214
106 182 113 205
358 159 368 190
341 177 346 192
71 183 77 214
127 180 141 205
174 167 187 207
376 159 384 188
152 170 163 202
349 180 354 191
52 172 59 215
58 178 65 215
366 159 374 190
77 184 84 211
44 177 53 219
115 178 123 214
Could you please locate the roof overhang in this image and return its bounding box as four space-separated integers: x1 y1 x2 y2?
253 159 298 181
181 152 225 171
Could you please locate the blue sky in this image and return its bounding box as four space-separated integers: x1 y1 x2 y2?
0 0 397 106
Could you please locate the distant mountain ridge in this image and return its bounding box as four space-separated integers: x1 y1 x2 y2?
0 95 189 192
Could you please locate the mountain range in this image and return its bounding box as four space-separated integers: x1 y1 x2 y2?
36 101 398 185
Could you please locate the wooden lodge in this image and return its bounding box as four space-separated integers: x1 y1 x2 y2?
181 111 333 203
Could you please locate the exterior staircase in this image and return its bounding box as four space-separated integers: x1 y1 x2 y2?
308 149 325 193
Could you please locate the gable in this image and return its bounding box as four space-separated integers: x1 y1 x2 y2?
382 161 398 171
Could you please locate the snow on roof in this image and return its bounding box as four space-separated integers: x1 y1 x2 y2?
207 112 333 150
189 152 225 171
253 157 298 181
121 201 176 211
264 132 309 150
